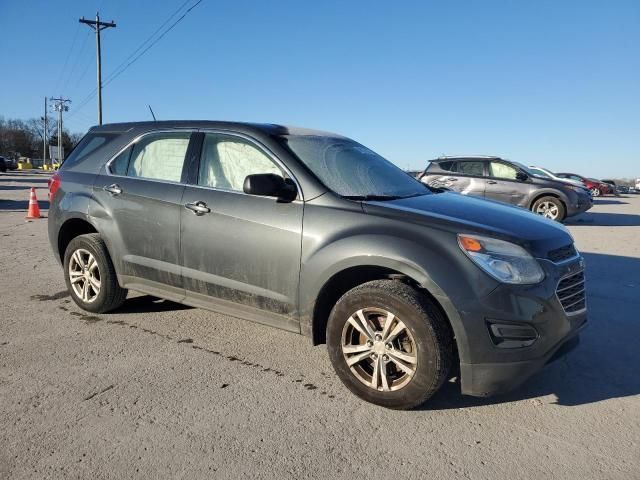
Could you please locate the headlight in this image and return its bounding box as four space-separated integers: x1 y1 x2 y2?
458 234 545 284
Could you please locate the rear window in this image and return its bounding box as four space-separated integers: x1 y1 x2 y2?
61 133 118 169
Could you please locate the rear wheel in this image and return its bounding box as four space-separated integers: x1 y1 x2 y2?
532 196 566 221
63 233 127 313
327 280 453 409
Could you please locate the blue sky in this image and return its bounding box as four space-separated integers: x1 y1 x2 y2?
1 0 638 177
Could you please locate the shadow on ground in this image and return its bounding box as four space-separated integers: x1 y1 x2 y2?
0 185 43 192
115 295 192 314
0 199 50 211
566 211 640 226
0 177 50 184
425 251 640 409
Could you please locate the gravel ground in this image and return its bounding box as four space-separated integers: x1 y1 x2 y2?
1 171 639 479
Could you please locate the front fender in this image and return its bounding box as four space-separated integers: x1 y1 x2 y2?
299 231 487 364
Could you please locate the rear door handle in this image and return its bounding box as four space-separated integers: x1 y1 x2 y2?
446 177 458 181
185 201 211 215
487 180 498 184
103 184 122 195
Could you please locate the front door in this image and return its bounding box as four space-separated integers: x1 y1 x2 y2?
91 131 194 300
484 160 528 206
180 132 303 332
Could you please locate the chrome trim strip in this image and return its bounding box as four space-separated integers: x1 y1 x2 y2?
557 279 585 294
555 266 587 316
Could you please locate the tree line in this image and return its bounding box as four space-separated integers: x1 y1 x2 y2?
0 116 83 160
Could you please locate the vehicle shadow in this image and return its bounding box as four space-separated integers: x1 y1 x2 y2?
425 251 640 409
114 295 192 314
565 212 640 226
0 199 50 211
0 177 50 184
592 199 628 205
0 185 41 191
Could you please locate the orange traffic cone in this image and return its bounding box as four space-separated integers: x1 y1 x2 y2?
26 187 41 219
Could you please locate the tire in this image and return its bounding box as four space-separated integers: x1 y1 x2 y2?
590 187 600 197
326 280 453 409
63 233 127 313
531 196 566 222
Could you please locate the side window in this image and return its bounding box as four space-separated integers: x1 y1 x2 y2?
198 134 282 191
457 161 484 177
437 161 455 172
489 161 518 180
109 146 132 175
127 133 191 182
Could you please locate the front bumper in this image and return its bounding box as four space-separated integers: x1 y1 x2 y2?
566 193 593 217
454 256 587 397
460 315 585 396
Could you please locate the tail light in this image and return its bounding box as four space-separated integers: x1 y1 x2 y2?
48 173 61 199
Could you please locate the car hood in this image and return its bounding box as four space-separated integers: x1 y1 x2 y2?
363 192 572 258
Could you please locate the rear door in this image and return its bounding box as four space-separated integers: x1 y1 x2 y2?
451 160 487 197
179 131 303 332
484 160 528 206
91 130 195 301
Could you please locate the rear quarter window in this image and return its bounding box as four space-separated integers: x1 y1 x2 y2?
61 133 119 170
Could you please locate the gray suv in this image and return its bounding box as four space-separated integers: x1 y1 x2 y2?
420 156 592 221
48 122 586 409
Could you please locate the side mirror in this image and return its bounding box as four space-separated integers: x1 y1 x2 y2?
243 173 297 201
516 171 528 181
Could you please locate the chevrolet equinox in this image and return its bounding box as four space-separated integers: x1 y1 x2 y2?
48 122 587 409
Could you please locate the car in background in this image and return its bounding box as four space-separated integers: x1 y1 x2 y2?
601 180 620 196
636 179 640 190
0 157 6 173
420 156 592 221
0 156 17 170
555 173 610 197
617 185 629 194
528 166 588 189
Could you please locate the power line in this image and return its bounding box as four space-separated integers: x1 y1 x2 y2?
60 30 92 95
68 0 204 118
104 0 203 88
103 0 192 85
55 22 82 93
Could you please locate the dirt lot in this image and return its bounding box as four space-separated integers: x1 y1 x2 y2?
1 171 639 479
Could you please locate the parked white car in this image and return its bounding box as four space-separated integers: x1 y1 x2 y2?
528 166 587 188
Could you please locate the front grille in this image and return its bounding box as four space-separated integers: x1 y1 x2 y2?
548 244 578 263
556 270 586 314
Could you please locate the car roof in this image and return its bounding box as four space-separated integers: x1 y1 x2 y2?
88 120 345 138
430 155 502 162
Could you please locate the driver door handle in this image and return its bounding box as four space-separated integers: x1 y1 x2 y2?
103 184 122 195
185 201 211 215
487 180 498 184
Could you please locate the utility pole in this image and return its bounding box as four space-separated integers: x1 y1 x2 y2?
43 97 48 167
79 13 116 125
50 97 71 163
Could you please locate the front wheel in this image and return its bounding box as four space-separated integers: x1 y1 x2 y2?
532 196 566 222
63 233 128 313
326 280 453 409
590 187 600 197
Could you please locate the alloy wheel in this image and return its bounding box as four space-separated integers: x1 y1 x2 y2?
341 308 417 392
535 201 559 220
68 248 101 303
590 188 600 197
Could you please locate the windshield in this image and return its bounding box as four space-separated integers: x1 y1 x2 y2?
528 167 552 178
278 135 430 199
511 161 538 177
